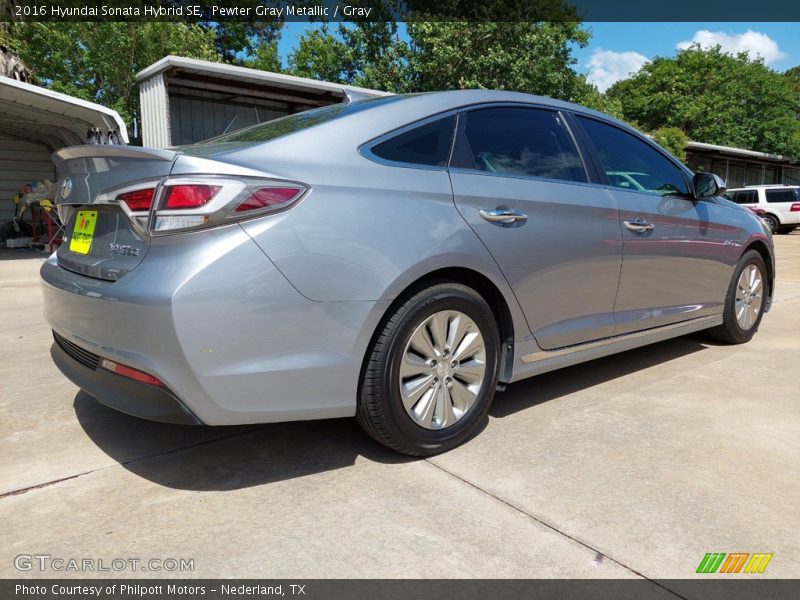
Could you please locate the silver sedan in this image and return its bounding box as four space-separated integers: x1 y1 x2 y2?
42 90 774 455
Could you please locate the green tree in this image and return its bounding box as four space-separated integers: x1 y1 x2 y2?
785 65 800 96
404 22 590 100
208 22 283 64
288 22 410 91
8 22 218 139
286 21 591 100
247 40 283 73
651 127 688 161
571 83 626 121
288 25 356 83
608 45 800 158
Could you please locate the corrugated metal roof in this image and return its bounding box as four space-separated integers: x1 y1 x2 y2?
0 76 129 149
686 140 794 163
135 55 391 100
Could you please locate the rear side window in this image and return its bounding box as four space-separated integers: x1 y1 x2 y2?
765 188 799 203
577 116 689 196
454 107 587 182
728 190 758 204
371 115 456 167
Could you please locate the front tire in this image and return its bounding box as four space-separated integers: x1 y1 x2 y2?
357 283 501 456
708 250 767 344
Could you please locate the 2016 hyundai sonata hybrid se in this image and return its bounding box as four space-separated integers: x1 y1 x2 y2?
42 90 775 455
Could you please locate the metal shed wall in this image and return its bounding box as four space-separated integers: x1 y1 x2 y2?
168 87 290 146
685 141 800 187
136 56 390 148
140 73 170 148
0 133 54 223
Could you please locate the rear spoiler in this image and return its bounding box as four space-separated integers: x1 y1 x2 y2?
52 145 177 166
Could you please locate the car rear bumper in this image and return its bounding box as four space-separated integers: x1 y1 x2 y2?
41 223 388 425
51 332 202 425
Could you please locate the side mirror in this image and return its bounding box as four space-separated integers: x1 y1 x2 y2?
693 172 726 199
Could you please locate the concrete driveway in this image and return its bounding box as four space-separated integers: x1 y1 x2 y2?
1 235 798 585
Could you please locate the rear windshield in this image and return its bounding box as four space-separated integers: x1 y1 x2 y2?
180 95 405 155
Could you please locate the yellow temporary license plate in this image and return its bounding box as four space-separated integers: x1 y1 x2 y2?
69 210 98 255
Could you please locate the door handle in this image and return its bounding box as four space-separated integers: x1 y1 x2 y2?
479 208 528 225
623 217 655 233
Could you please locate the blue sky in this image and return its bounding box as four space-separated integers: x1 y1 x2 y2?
277 22 800 91
573 22 800 90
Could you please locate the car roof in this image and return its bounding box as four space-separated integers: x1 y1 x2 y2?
364 89 634 128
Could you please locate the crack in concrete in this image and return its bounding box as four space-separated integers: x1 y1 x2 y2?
423 458 689 599
0 471 94 498
0 427 266 499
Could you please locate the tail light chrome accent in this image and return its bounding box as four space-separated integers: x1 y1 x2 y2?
152 176 306 234
105 176 308 235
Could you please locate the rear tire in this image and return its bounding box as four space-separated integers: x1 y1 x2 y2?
763 214 779 233
777 225 797 235
357 283 501 456
707 250 767 344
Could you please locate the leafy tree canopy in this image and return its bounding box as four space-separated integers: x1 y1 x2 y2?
607 45 800 159
285 21 591 100
785 65 800 97
652 127 689 161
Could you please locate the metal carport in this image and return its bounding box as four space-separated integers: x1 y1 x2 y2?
0 75 128 224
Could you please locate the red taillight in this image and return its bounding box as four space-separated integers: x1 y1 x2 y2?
100 358 164 387
791 203 800 212
163 184 220 209
235 187 302 213
116 188 155 212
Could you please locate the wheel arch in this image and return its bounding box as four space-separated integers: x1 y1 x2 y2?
361 267 519 388
743 239 774 305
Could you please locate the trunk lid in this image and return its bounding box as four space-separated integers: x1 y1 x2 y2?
53 146 177 281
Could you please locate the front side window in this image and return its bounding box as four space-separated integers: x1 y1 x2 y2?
577 116 689 196
765 188 799 203
370 115 456 167
454 107 587 183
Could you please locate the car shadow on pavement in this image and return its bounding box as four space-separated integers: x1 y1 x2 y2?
73 391 420 491
73 334 705 491
490 334 709 418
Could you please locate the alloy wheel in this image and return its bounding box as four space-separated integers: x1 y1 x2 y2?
735 264 763 331
398 310 487 430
